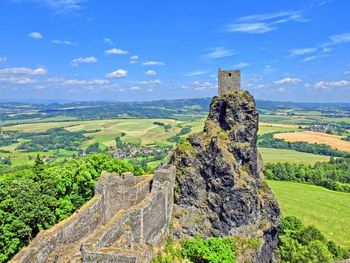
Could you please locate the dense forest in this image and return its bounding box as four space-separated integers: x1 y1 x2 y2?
0 154 144 263
265 157 350 193
258 132 346 157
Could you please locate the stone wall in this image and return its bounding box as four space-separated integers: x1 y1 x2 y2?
218 68 240 95
11 166 175 263
82 165 176 263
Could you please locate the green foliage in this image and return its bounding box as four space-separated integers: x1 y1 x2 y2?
0 131 23 147
17 128 86 152
85 142 106 154
182 236 236 263
169 127 192 143
343 135 350 141
0 153 144 263
152 236 236 263
279 216 350 262
258 132 346 157
177 139 195 154
265 157 350 193
115 136 124 148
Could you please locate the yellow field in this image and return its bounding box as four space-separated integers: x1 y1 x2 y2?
274 131 350 152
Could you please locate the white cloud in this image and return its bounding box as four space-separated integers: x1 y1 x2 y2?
183 81 215 91
345 70 350 75
47 77 109 86
0 77 36 84
263 65 274 74
313 80 350 89
205 47 236 59
106 69 127 78
64 79 109 85
0 67 47 75
142 61 165 66
103 37 114 45
0 57 7 64
274 77 302 85
130 86 141 91
227 23 274 34
129 55 139 64
185 70 207 77
289 48 317 56
13 0 83 14
51 40 75 45
105 48 128 55
145 70 157 76
139 79 161 85
226 10 306 34
302 56 317 62
70 56 97 67
29 32 43 39
233 62 250 68
325 33 350 46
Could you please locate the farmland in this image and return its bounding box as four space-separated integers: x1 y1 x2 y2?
274 131 350 152
259 147 330 164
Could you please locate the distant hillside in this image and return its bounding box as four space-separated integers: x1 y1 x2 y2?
1 98 350 124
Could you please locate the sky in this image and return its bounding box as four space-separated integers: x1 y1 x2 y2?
0 0 350 102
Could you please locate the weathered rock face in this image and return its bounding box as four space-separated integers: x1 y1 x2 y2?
171 90 281 262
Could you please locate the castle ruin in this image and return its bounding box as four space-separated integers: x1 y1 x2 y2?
218 68 240 95
11 166 175 263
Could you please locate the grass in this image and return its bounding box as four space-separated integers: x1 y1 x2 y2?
274 131 350 152
259 147 330 164
268 180 350 247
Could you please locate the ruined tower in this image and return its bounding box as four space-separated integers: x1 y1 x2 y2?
218 68 240 95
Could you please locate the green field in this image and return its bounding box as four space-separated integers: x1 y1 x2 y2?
259 147 330 164
268 180 350 247
258 123 301 135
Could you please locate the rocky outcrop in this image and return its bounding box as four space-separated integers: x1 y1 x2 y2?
171 90 281 262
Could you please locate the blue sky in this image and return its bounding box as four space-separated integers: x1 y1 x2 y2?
0 0 350 102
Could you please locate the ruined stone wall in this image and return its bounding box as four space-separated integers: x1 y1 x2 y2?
82 165 176 263
11 172 153 263
11 195 104 263
11 166 175 263
218 69 240 95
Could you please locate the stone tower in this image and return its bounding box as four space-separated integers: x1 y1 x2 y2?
218 68 240 95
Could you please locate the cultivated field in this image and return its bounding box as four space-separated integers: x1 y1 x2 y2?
274 131 350 152
259 147 330 164
268 180 350 247
258 122 301 135
2 118 185 148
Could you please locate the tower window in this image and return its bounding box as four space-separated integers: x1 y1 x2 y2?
229 73 232 77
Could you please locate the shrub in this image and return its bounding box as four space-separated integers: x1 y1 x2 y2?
182 236 236 263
